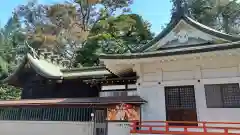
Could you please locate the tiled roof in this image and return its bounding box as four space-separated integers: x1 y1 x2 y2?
1 47 112 85
0 96 146 106
138 15 240 52
99 13 240 60
99 41 240 59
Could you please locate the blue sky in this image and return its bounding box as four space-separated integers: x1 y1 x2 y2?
0 0 172 34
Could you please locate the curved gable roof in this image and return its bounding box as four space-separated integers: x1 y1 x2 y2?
137 15 240 52
1 48 112 87
100 40 240 60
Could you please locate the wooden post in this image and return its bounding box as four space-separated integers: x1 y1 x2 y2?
165 121 169 132
224 128 229 135
131 121 138 133
203 122 207 133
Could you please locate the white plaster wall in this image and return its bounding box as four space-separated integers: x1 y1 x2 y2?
137 55 240 122
138 84 165 121
196 78 240 122
108 122 130 135
0 121 94 135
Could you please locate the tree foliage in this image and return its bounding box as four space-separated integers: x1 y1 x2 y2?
0 14 25 78
0 84 21 100
14 0 153 67
0 15 23 100
0 0 154 99
171 0 240 34
76 14 153 66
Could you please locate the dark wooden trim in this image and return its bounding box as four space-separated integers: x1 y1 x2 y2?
0 101 145 108
0 103 141 109
0 103 144 108
220 84 225 108
165 85 198 126
205 83 240 108
101 88 137 92
83 76 138 83
107 120 129 122
101 82 136 86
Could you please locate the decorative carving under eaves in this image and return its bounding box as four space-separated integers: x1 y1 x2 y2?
29 47 71 69
159 20 226 48
25 63 31 69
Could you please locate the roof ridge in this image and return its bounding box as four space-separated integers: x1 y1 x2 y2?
28 47 71 69
135 14 240 53
183 16 240 40
61 65 106 72
99 40 240 60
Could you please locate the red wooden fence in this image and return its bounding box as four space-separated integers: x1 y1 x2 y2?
130 121 240 135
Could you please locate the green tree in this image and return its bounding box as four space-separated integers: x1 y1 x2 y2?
0 84 21 100
76 14 154 66
171 0 240 34
0 15 23 100
14 0 153 67
0 14 25 78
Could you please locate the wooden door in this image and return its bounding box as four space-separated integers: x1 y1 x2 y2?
165 86 197 126
94 109 107 135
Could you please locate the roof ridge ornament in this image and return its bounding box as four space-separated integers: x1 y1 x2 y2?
25 41 38 59
172 0 188 21
32 47 71 68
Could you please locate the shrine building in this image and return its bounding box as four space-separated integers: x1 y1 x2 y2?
100 11 240 124
1 1 240 134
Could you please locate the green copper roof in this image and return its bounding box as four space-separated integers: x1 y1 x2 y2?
99 13 240 60
61 66 111 79
135 15 240 53
100 41 240 59
1 48 112 86
61 66 106 72
0 96 146 106
27 53 63 79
